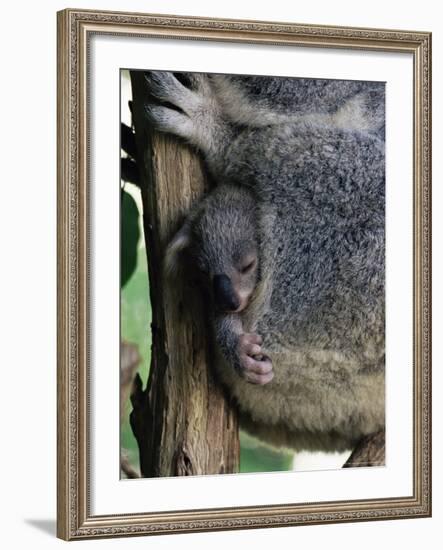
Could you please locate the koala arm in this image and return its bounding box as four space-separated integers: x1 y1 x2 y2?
213 314 274 385
144 71 235 178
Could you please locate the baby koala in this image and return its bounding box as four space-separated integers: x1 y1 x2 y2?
165 183 274 385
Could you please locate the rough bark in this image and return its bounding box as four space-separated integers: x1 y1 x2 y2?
343 430 385 468
129 71 240 478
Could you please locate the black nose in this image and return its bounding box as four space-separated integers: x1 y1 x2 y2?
213 274 240 312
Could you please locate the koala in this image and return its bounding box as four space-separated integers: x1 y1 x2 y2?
145 71 385 454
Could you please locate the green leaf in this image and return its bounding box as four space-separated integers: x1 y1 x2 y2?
121 189 140 287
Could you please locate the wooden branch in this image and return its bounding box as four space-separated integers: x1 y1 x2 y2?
120 341 141 424
120 341 141 479
129 71 239 478
120 453 140 479
343 430 385 468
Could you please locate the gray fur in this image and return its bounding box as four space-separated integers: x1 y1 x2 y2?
145 72 385 453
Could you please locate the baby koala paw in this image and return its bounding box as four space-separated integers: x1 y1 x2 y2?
238 333 274 385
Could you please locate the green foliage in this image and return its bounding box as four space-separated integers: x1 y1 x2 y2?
120 186 151 461
120 248 151 458
121 189 140 288
239 431 294 473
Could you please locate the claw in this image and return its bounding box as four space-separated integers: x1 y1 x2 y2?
144 105 192 139
238 333 274 385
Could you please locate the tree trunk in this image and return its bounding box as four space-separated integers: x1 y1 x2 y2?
129 71 240 478
343 430 385 468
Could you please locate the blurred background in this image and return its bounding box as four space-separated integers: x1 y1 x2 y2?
120 70 349 478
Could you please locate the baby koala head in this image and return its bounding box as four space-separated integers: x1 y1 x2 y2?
165 184 259 313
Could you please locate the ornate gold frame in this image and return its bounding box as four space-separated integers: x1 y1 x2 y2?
57 8 432 540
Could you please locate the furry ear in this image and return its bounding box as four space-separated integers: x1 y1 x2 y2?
164 221 192 279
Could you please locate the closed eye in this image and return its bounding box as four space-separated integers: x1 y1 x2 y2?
240 260 255 274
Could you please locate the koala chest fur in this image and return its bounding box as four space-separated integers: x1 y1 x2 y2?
215 338 385 452
217 258 385 451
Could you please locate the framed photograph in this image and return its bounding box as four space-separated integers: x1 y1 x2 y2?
57 8 431 540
